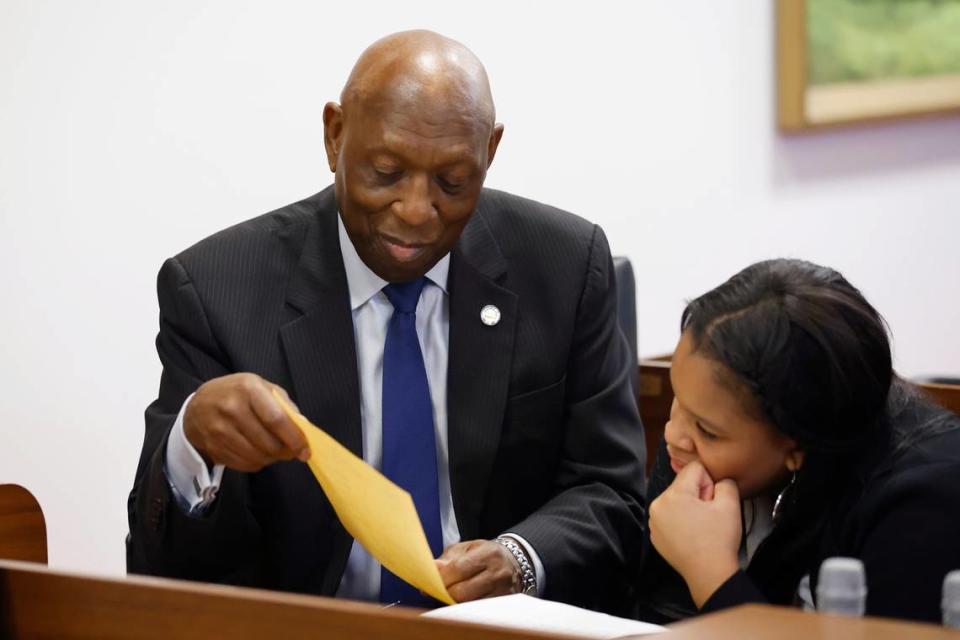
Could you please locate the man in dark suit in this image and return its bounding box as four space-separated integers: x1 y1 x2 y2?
127 30 645 612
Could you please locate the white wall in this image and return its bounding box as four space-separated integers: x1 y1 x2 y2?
1 1 958 576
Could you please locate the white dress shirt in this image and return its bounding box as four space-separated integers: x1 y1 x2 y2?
738 495 814 610
164 214 544 601
738 496 773 570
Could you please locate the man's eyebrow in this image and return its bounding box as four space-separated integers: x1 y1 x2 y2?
369 146 480 171
369 152 401 166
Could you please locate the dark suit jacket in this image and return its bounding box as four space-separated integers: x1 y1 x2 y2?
636 392 960 624
127 186 646 612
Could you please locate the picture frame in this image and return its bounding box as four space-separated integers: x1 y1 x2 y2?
777 0 960 131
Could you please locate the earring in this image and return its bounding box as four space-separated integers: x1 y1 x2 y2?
771 470 798 523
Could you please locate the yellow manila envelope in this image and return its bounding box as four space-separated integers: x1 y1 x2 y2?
272 389 455 605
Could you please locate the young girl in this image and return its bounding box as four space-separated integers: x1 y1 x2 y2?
637 259 960 623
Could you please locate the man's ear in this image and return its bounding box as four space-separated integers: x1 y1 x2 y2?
322 102 344 173
486 123 504 169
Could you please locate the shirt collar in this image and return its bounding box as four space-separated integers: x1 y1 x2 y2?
337 214 450 311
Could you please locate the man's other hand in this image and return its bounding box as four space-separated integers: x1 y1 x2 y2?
183 373 309 472
435 539 522 602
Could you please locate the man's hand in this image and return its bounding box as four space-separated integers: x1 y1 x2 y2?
183 373 309 472
435 539 522 602
648 460 742 608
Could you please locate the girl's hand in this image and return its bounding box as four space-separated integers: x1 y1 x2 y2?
649 460 743 607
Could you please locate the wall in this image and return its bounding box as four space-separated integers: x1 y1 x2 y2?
1 1 958 575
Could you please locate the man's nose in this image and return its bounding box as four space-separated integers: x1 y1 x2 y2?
392 173 436 227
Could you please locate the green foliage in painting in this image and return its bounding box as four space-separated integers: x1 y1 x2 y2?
808 0 960 85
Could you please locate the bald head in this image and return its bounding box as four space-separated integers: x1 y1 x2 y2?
340 30 496 131
322 31 504 283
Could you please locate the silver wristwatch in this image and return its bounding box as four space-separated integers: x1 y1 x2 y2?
496 537 537 595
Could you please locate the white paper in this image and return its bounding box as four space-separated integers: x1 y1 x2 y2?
423 594 667 638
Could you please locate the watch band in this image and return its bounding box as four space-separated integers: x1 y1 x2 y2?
496 537 537 595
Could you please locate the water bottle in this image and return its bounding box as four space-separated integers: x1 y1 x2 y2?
817 557 867 616
943 570 960 628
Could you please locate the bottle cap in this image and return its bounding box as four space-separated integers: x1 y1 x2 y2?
943 570 960 610
817 557 866 616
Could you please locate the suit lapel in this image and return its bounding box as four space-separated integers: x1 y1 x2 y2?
279 190 362 456
447 207 517 540
278 188 360 592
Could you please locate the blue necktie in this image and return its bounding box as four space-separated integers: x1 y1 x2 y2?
379 277 443 606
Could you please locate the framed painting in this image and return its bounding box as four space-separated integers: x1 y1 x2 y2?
777 0 960 130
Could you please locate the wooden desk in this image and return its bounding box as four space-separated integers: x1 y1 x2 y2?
0 560 952 638
0 560 570 640
656 604 958 640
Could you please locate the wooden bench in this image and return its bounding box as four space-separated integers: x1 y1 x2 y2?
637 357 672 473
919 382 960 416
0 484 47 564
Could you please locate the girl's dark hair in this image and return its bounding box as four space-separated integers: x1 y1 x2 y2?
680 258 955 604
680 258 893 453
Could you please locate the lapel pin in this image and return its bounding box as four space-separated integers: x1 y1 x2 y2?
480 304 501 327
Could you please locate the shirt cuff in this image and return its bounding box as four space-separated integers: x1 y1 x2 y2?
164 393 225 515
500 532 546 597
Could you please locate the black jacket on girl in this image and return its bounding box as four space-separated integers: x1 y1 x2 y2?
637 388 960 624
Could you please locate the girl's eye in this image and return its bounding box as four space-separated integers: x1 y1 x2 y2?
696 422 719 440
